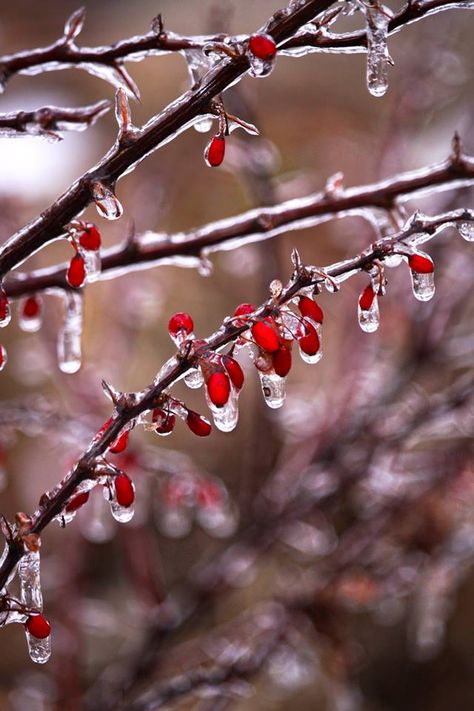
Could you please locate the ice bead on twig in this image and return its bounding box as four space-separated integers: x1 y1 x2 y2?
365 4 391 98
92 181 123 220
358 285 380 333
57 292 83 374
18 551 51 664
184 366 204 389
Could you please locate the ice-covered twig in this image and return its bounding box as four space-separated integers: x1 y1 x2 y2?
0 0 337 281
0 205 471 592
0 100 110 140
4 147 474 298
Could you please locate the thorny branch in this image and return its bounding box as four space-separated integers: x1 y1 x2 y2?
0 100 111 140
0 206 471 590
3 147 474 298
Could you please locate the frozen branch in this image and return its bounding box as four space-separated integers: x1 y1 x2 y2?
0 100 111 140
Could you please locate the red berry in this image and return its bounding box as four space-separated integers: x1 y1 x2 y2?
152 408 176 434
251 320 280 353
109 430 129 454
408 254 434 274
197 481 222 508
204 135 225 167
79 224 101 251
234 303 256 319
0 290 9 322
359 285 376 311
248 33 277 61
168 312 194 337
22 295 41 319
222 355 244 390
298 320 320 356
25 613 51 639
298 296 323 324
66 254 86 288
114 473 135 507
207 371 231 407
186 410 212 437
65 491 90 513
273 347 292 377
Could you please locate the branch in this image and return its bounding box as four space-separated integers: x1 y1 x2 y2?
4 148 474 298
0 0 336 281
0 206 470 590
0 100 110 140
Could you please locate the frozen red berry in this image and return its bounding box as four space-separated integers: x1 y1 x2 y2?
298 320 320 356
204 135 225 167
298 296 323 324
248 34 277 61
79 224 101 251
114 473 135 507
251 319 280 353
65 491 90 513
109 430 129 454
152 408 176 434
25 613 51 639
222 355 244 390
197 481 222 508
66 254 86 288
207 371 231 407
168 312 194 337
273 347 292 377
186 410 212 437
22 295 41 319
0 290 10 323
408 254 434 273
359 285 376 311
234 303 256 319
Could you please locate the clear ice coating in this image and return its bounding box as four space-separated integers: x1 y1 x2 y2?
205 388 239 432
358 295 380 333
82 248 102 283
92 181 123 221
259 371 286 409
410 271 435 302
18 551 51 664
57 292 83 374
458 222 474 241
184 366 204 389
248 54 275 79
365 5 391 97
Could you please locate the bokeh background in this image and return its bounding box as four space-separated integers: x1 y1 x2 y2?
0 1 473 709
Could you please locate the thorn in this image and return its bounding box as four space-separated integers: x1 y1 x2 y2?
151 13 164 36
451 131 463 165
64 6 86 43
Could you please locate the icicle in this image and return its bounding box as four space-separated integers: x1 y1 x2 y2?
259 371 286 409
358 285 380 333
92 181 123 221
57 292 83 374
184 366 204 389
18 551 51 664
18 296 43 333
365 5 391 98
458 222 474 242
0 344 7 372
82 248 101 282
0 288 11 328
205 387 239 432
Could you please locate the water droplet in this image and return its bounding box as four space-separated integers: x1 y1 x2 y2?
410 271 435 302
458 222 474 241
184 366 204 389
92 182 123 221
57 292 83 374
259 370 286 409
366 7 390 97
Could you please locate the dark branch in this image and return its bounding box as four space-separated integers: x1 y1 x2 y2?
0 100 110 140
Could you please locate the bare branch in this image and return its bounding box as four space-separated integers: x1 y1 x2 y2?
0 100 111 140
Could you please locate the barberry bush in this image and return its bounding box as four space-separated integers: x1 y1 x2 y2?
0 1 473 709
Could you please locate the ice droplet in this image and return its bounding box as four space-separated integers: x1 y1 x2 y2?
259 370 286 409
458 222 474 241
82 248 102 283
358 293 380 333
184 366 204 389
410 271 435 302
248 54 275 78
366 6 391 97
206 388 239 432
92 182 123 221
194 116 213 133
18 551 51 664
57 292 83 374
